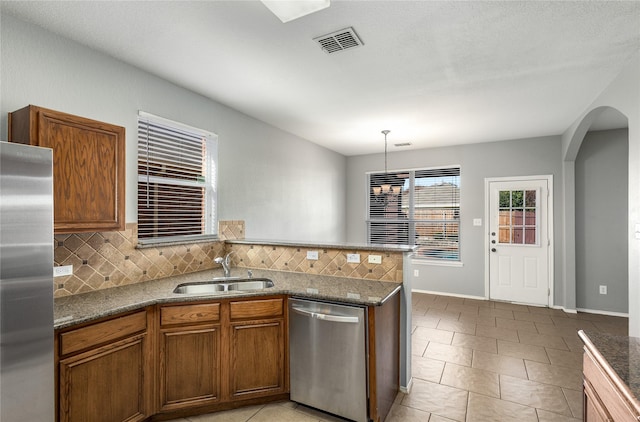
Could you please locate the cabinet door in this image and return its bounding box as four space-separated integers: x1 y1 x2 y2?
159 326 221 411
584 380 613 422
229 319 286 399
38 109 125 232
8 105 125 233
59 335 148 422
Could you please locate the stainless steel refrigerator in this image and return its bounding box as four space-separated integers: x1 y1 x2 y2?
0 141 54 421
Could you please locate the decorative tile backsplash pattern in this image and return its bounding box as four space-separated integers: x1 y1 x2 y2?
53 223 225 297
53 221 403 297
218 220 245 240
228 243 403 282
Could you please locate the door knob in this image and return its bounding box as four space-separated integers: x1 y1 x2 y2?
491 248 497 252
491 240 496 244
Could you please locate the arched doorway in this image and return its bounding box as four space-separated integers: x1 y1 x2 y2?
566 106 629 315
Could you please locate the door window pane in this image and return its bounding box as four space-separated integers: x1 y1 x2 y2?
498 189 538 246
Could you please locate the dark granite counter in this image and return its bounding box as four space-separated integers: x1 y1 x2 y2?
54 268 402 330
578 330 640 408
225 239 417 253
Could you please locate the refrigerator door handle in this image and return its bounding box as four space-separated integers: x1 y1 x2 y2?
291 305 360 323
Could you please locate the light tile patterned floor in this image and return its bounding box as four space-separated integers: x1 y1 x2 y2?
165 292 628 422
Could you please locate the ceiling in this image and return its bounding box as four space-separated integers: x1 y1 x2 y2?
2 1 639 156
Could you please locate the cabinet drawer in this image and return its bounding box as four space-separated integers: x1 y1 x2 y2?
60 311 147 356
161 303 220 326
230 298 284 320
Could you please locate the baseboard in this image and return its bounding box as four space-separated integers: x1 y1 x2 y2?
412 289 604 315
399 377 413 394
575 307 629 318
411 289 486 301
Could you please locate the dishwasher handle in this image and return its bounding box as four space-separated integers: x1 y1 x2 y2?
291 305 360 324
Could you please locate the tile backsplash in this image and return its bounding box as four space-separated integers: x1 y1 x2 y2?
218 220 245 240
53 223 225 297
228 243 403 283
53 221 404 297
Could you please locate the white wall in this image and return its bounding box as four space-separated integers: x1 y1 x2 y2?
0 13 347 243
347 136 564 301
575 129 628 313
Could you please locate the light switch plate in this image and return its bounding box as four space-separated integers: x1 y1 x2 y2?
473 218 482 226
306 251 319 260
346 253 360 263
368 255 382 264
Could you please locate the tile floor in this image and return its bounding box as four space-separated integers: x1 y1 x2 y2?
165 292 628 422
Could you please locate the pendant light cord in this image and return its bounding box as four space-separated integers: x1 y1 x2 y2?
382 129 390 175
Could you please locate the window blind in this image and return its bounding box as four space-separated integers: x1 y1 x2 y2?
137 112 217 244
367 166 460 261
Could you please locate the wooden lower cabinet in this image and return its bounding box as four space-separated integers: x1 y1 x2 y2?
229 320 285 398
159 326 221 410
156 296 287 417
56 293 400 422
229 298 286 399
158 302 222 411
584 378 613 422
582 346 640 422
56 309 153 422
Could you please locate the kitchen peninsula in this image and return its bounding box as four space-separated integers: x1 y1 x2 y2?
578 330 640 421
53 240 415 422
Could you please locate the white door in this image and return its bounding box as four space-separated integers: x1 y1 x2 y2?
488 178 551 306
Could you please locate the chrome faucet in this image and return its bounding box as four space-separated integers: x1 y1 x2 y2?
214 251 234 278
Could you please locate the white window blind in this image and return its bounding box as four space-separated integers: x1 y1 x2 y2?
367 166 460 261
137 112 217 244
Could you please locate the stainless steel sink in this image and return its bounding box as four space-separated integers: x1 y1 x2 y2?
173 278 274 294
227 280 274 291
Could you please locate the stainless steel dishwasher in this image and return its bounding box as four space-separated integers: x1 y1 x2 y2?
289 298 368 422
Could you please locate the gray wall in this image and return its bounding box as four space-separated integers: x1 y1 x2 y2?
575 129 628 313
0 13 347 242
347 136 565 302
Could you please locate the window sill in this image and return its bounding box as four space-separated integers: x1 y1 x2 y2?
136 235 220 249
412 258 464 268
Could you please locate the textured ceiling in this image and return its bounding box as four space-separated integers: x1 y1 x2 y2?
2 1 639 156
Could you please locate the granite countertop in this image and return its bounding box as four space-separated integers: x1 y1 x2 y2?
578 330 640 406
225 239 417 253
54 268 402 330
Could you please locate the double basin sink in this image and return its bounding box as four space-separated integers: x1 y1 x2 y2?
173 277 274 295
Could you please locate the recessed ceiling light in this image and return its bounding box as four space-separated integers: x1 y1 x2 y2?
261 0 330 23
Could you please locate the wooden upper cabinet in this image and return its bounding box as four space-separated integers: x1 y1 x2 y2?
8 105 125 233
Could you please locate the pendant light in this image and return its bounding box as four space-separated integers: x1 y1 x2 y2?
372 130 401 199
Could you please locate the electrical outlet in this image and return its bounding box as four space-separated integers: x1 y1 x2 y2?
306 251 319 260
414 269 419 277
53 265 73 277
347 253 360 263
599 285 607 295
368 255 382 264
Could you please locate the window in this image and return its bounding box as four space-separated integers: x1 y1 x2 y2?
367 166 460 261
498 189 538 245
137 112 217 244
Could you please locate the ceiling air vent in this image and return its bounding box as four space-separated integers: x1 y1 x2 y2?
314 27 363 54
394 142 412 147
